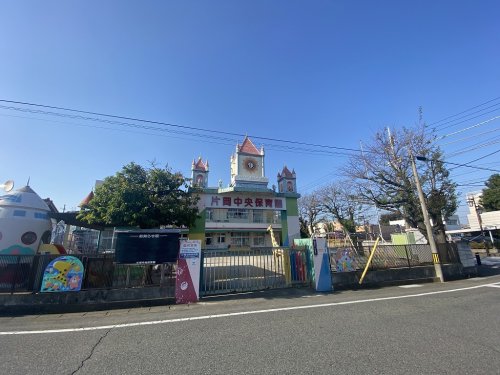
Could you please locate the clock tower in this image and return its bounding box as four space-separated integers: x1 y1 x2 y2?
230 136 269 189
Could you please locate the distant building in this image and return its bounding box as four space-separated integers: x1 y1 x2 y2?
466 192 499 231
445 192 499 241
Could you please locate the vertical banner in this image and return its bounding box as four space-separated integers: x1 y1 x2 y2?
312 237 332 292
175 240 201 304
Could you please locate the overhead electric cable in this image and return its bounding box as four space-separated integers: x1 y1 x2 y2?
438 127 500 146
0 99 365 154
431 102 500 130
446 150 500 172
437 115 500 139
0 112 355 158
445 137 500 158
428 96 500 126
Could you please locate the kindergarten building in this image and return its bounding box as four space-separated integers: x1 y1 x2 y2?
188 137 300 250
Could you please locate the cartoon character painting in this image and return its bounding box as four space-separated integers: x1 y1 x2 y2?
40 256 84 292
335 248 357 272
0 184 52 255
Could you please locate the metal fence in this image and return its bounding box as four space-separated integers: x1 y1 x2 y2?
329 243 460 273
0 254 176 294
201 247 311 296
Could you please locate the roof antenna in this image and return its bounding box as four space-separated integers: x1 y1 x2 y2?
27 177 31 186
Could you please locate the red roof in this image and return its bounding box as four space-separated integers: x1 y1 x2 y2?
79 191 94 207
193 158 208 171
279 166 295 179
238 137 261 155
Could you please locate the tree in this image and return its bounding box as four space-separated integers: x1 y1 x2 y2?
317 181 364 234
298 192 323 236
481 174 500 212
343 124 457 244
78 162 200 228
379 212 403 225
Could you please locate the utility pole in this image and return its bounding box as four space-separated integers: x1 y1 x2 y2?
410 152 444 282
467 195 489 256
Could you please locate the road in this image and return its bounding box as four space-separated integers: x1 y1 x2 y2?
1 275 500 375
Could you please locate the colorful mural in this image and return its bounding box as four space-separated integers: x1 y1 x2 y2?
40 256 84 292
335 248 357 272
0 185 52 255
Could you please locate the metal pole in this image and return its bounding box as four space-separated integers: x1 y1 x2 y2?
359 237 380 285
471 197 489 257
410 153 444 282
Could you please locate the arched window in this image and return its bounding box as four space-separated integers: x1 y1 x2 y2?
196 174 204 185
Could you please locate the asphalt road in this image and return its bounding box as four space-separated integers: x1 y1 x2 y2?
1 275 500 375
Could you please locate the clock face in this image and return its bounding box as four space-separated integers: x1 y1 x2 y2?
244 158 257 172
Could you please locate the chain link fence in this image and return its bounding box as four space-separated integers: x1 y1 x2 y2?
330 243 460 273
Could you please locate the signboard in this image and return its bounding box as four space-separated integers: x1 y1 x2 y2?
312 237 332 292
294 238 332 292
40 256 84 292
114 230 180 264
175 240 202 304
204 195 286 210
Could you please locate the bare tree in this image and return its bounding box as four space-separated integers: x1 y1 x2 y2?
343 124 457 244
317 181 363 234
298 192 323 236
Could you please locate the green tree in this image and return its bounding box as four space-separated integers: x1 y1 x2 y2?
481 174 500 212
78 162 200 228
344 124 457 244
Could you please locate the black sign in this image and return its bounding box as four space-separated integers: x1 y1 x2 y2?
114 231 181 264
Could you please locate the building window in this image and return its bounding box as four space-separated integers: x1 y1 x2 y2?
253 233 266 247
205 235 213 246
273 211 281 224
231 232 250 247
227 209 248 220
205 209 213 222
252 210 263 223
215 233 225 244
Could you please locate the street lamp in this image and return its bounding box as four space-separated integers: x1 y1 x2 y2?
410 153 444 282
467 196 489 256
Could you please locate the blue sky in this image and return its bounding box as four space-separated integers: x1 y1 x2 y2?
1 1 499 223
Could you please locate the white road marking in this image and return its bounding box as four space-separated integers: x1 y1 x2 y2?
398 284 423 288
485 283 500 288
0 283 496 336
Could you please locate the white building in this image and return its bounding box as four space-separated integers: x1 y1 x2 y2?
466 191 500 232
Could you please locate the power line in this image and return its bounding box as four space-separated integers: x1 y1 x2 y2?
458 148 500 166
446 150 500 172
0 99 365 154
445 137 500 158
436 115 500 139
438 127 500 146
0 112 356 158
431 102 500 131
428 96 500 127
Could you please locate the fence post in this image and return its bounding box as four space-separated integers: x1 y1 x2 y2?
28 254 40 293
404 246 411 269
11 255 21 295
125 266 131 287
199 252 205 296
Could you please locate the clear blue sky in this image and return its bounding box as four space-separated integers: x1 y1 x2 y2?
1 1 499 224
